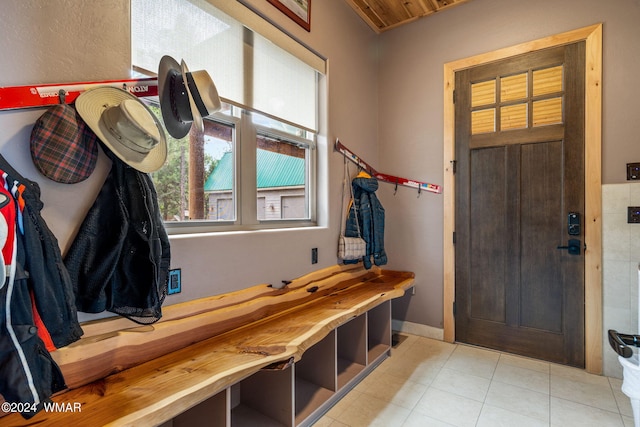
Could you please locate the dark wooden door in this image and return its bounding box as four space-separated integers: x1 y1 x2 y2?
454 43 586 367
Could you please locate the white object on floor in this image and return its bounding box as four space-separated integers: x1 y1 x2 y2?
620 354 640 427
618 265 640 427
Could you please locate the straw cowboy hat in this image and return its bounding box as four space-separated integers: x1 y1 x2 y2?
30 103 99 183
158 55 221 139
75 87 167 173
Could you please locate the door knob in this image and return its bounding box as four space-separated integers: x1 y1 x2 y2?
557 238 581 255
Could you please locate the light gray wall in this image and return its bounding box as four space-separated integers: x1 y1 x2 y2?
378 0 640 332
602 183 640 377
0 0 130 260
0 1 379 313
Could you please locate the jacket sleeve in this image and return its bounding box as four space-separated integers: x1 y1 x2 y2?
64 165 127 313
371 193 387 266
0 264 66 419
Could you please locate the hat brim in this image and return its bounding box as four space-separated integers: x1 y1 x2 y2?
180 61 204 134
75 87 167 173
158 55 192 139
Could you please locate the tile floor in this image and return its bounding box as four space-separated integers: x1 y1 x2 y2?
315 333 635 427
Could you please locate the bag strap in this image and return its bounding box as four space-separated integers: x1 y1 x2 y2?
340 156 348 237
348 165 362 238
340 156 361 238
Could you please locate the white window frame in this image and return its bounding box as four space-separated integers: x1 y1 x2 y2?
159 105 316 235
131 0 324 234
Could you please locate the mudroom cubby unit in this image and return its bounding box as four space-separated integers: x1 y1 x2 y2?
162 305 393 427
2 266 414 427
158 304 394 427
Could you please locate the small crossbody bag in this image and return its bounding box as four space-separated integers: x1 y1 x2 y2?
338 158 366 260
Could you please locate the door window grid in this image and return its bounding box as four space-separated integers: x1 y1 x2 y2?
470 65 564 135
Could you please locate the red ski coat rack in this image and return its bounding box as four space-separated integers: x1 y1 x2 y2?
335 139 442 195
0 77 158 111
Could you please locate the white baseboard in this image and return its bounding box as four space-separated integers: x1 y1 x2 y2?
392 319 444 341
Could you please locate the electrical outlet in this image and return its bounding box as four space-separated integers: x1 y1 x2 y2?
629 207 640 223
628 163 640 180
311 248 318 264
168 269 182 294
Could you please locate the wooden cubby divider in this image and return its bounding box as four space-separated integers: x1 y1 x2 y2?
294 330 337 424
367 300 392 363
337 314 368 389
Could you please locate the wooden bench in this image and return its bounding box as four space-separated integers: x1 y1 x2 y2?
2 264 414 426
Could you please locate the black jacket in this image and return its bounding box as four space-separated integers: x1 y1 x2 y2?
0 153 82 418
64 151 170 324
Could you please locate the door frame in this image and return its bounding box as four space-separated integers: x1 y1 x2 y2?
443 24 603 374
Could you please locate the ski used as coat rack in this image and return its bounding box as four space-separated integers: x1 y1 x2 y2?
335 139 442 195
0 77 158 111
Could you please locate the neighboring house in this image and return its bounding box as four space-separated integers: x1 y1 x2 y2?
204 149 306 220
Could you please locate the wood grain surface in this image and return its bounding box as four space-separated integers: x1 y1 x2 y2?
2 264 414 426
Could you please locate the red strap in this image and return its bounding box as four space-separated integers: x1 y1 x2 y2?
30 290 57 352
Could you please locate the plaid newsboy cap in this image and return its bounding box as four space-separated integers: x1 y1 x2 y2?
30 104 98 184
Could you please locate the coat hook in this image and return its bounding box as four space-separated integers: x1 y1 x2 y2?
58 89 66 104
394 178 398 195
417 185 422 198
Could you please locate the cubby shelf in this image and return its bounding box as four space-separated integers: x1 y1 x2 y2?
160 300 394 427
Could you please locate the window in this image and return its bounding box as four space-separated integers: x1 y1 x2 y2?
148 103 236 222
254 123 311 221
131 0 323 232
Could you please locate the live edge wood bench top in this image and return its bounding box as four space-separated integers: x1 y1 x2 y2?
3 264 414 427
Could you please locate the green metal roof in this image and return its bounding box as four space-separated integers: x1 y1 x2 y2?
204 149 305 192
204 151 233 191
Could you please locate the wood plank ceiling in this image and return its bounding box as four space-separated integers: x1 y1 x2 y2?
344 0 471 33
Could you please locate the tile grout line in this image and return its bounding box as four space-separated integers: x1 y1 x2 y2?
547 363 552 426
608 377 628 425
372 335 630 427
475 352 503 427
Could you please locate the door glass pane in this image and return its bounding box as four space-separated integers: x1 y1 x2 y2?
501 103 528 130
500 73 527 102
533 66 563 96
472 108 496 134
533 97 563 126
471 80 496 107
